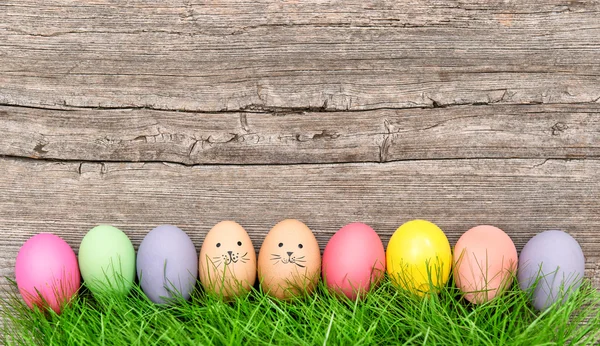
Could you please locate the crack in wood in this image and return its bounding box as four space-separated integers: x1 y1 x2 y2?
188 140 201 158
239 114 250 133
4 154 596 169
297 130 340 142
379 119 395 163
77 162 107 175
531 159 550 169
3 99 600 115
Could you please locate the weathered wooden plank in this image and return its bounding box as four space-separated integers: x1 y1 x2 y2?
1 0 600 111
3 104 600 164
0 157 599 292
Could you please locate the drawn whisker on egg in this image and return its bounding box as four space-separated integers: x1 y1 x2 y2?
294 263 306 268
295 256 305 260
271 255 282 263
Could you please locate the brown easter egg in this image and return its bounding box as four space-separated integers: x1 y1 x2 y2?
258 219 321 300
199 221 256 299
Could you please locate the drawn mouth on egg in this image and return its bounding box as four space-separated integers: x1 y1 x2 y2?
212 251 249 268
270 253 306 268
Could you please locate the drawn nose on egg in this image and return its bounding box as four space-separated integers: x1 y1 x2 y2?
287 252 293 257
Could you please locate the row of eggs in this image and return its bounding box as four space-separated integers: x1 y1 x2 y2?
15 219 585 315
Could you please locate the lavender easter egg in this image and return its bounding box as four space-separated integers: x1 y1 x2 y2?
518 230 585 311
137 225 198 304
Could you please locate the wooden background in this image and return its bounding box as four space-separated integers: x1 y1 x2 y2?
1 0 599 299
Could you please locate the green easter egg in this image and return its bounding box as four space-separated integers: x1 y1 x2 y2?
78 225 136 295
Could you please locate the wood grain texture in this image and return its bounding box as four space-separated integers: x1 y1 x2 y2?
1 0 600 308
3 103 600 164
0 157 599 292
2 0 600 111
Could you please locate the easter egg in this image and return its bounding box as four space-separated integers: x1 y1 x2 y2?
518 230 585 311
258 219 321 300
386 219 452 296
78 225 136 295
199 221 256 299
137 225 198 304
453 225 518 304
322 222 385 300
15 233 80 314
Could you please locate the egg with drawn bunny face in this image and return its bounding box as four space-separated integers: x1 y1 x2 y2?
199 221 256 299
258 219 321 300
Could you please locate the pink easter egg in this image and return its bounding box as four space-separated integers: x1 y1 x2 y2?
322 223 386 300
15 233 81 314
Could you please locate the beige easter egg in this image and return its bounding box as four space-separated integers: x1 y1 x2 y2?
199 221 256 299
258 219 321 300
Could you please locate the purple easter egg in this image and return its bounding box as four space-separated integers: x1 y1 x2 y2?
137 225 198 304
517 230 585 311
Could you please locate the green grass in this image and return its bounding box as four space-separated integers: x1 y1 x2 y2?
2 277 599 346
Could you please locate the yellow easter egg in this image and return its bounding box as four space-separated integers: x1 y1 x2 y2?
386 220 452 296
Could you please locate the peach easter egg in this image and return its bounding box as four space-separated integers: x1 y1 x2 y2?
199 221 256 299
453 225 518 304
258 219 321 300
